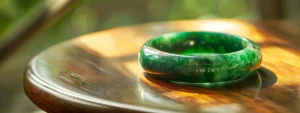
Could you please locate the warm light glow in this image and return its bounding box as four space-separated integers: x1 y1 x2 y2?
190 41 194 46
123 61 143 77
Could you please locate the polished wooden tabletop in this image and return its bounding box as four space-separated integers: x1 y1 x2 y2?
24 19 300 113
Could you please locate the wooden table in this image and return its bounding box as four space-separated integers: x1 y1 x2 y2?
24 20 300 113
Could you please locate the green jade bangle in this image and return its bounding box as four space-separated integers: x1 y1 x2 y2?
139 32 262 83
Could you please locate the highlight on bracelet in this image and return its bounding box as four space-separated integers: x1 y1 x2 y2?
138 31 262 83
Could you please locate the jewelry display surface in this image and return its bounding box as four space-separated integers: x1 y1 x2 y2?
24 20 300 113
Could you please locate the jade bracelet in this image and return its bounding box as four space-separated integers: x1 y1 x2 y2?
138 32 262 83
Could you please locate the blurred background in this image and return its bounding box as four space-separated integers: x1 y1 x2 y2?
0 0 299 112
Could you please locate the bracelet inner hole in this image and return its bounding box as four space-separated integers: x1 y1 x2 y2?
151 32 248 55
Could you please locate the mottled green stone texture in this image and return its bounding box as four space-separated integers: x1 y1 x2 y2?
139 32 262 83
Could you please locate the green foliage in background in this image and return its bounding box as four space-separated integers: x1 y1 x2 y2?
0 0 41 35
0 0 256 54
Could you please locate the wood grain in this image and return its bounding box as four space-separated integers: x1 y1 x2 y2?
24 19 300 113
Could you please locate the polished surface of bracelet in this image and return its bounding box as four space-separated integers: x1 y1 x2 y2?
139 32 262 83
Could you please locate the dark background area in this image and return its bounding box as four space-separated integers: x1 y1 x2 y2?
0 0 299 113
